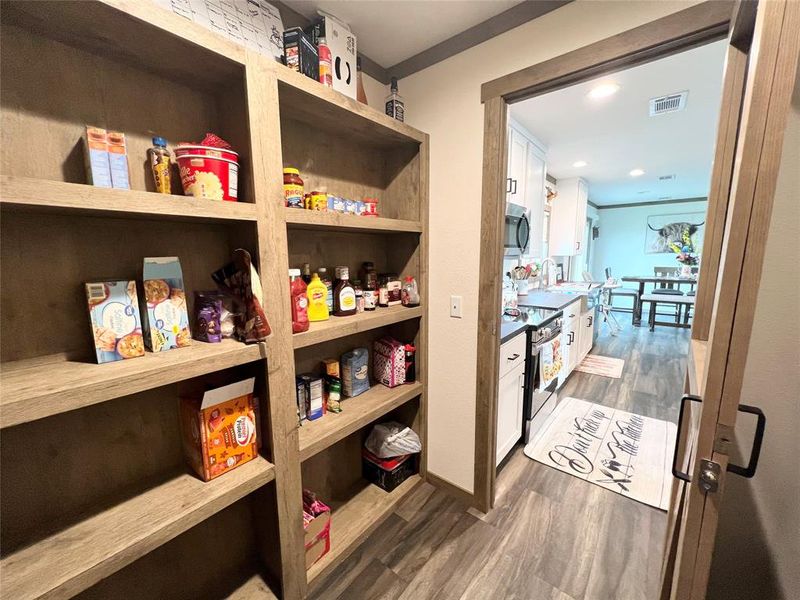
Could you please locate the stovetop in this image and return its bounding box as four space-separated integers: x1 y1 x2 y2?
501 306 562 330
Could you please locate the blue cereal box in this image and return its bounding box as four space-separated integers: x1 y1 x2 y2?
141 257 192 352
86 280 145 363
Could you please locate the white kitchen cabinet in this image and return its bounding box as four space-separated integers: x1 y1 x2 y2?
497 334 526 466
578 308 595 361
559 300 581 387
507 121 546 258
549 177 588 256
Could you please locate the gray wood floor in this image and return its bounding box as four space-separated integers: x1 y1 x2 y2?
310 321 689 600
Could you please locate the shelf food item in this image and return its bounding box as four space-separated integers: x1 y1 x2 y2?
107 131 131 189
141 257 191 352
283 27 319 82
303 489 331 569
82 126 112 188
401 276 420 307
148 136 173 194
194 291 223 343
305 190 327 211
284 167 304 208
323 358 342 413
374 337 406 388
318 36 332 88
363 197 379 217
85 280 145 364
179 378 258 482
305 15 357 99
317 266 333 312
341 347 369 398
354 280 364 313
175 134 239 202
306 273 330 322
385 77 405 122
298 374 324 420
212 249 271 343
333 266 356 317
378 273 402 307
289 269 310 333
327 195 346 212
404 344 416 383
296 378 308 421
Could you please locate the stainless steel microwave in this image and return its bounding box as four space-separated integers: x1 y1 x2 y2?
504 201 531 256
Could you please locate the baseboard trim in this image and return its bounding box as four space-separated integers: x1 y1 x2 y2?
426 472 477 508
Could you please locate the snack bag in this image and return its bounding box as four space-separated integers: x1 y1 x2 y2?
212 249 271 343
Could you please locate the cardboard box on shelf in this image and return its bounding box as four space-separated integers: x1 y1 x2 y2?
179 378 258 482
141 257 192 352
85 280 145 364
106 130 130 190
303 490 331 569
83 126 112 188
305 15 357 99
283 27 319 82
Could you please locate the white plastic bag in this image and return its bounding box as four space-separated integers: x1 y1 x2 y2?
365 421 422 458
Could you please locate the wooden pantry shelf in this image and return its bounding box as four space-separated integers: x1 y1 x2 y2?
0 176 258 223
228 573 280 599
299 381 423 461
688 338 708 397
285 209 422 234
0 456 275 600
307 474 422 585
0 339 266 429
292 306 423 349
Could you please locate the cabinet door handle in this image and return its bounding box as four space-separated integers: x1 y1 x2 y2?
511 179 518 195
506 177 513 193
507 353 521 361
587 316 593 326
576 241 581 251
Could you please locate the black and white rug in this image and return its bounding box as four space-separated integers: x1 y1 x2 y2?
524 397 676 510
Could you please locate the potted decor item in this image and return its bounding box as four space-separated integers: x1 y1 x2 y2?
676 246 699 277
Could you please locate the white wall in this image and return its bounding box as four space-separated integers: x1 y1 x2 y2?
398 0 703 492
361 73 386 112
591 199 708 282
707 61 800 600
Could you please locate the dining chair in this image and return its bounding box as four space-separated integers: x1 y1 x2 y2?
653 266 684 323
604 267 639 320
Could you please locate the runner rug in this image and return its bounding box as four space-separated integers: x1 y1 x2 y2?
574 354 625 378
524 397 676 510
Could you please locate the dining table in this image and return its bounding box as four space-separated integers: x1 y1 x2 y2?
622 275 698 326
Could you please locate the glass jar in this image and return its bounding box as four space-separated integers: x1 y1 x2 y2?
283 168 303 208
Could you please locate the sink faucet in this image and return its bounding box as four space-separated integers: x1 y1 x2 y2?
541 257 557 288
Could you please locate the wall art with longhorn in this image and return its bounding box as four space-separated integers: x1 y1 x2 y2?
644 212 705 254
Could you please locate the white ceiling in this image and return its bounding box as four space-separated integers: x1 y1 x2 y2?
510 40 728 206
281 0 524 67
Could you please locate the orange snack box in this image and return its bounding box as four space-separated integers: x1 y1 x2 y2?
179 378 258 481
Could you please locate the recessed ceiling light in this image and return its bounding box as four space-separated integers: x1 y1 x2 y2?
588 83 620 99
629 168 645 177
573 160 587 168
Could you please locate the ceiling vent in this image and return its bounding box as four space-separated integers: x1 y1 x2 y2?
658 174 677 182
649 91 688 116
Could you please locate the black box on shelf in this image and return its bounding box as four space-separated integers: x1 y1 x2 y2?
283 27 319 82
362 449 417 492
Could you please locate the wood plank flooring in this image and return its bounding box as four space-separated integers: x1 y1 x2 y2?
309 323 689 600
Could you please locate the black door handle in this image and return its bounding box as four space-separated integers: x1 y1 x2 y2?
672 394 702 482
511 179 518 194
726 404 766 478
507 178 513 193
672 395 767 483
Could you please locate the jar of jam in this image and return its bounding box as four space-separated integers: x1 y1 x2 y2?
283 168 303 208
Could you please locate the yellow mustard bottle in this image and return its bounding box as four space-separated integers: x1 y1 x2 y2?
306 273 330 322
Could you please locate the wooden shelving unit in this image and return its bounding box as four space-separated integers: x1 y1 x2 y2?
306 475 422 584
0 339 265 428
299 382 424 461
0 457 275 600
0 2 428 599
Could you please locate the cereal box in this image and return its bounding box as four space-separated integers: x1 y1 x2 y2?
106 130 130 190
179 378 258 482
86 280 145 364
141 257 191 352
83 126 112 188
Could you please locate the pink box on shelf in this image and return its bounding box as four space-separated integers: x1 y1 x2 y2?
373 337 406 388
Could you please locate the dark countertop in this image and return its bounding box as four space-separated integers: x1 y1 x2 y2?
500 321 528 344
516 291 583 311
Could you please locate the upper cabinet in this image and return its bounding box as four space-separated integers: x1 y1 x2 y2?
507 121 546 258
549 177 588 256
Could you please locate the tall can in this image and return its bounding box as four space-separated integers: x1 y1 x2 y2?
318 37 333 88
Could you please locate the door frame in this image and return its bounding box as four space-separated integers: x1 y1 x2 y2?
474 0 733 513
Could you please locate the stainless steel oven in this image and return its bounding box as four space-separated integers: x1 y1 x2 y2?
504 201 530 257
524 318 562 443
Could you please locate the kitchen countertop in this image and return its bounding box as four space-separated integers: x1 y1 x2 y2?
516 291 583 311
500 320 528 344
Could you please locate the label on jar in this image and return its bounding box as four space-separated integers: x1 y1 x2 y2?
284 183 303 208
364 289 377 310
339 287 356 311
379 287 389 306
387 280 402 305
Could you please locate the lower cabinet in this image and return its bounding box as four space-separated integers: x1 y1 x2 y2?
578 309 595 361
497 337 526 466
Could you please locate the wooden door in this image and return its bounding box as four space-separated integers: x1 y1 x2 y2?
661 2 800 598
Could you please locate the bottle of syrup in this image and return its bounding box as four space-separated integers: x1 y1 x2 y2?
333 266 357 316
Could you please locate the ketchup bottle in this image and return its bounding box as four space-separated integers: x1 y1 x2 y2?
289 268 309 333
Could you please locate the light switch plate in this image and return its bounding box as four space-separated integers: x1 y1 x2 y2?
450 295 462 318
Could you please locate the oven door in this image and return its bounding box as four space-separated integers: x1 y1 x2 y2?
504 202 530 256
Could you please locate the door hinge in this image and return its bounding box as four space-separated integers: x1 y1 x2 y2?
699 459 721 493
